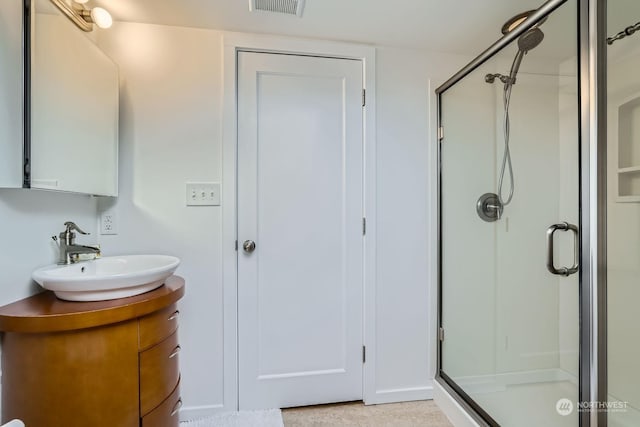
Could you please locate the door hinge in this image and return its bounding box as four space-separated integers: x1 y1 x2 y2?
362 345 366 363
235 240 238 251
362 217 367 236
362 89 366 107
438 126 444 140
439 327 445 341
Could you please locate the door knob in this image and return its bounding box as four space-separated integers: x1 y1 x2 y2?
243 240 256 253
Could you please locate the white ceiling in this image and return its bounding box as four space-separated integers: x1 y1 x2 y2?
90 0 640 63
93 0 569 56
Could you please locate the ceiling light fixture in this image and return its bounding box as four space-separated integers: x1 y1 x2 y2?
49 0 113 32
501 10 547 35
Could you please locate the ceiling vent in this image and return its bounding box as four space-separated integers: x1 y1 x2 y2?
249 0 306 17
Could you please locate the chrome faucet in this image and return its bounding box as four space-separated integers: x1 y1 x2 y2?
52 221 101 265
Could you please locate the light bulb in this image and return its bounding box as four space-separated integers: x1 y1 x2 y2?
90 7 112 29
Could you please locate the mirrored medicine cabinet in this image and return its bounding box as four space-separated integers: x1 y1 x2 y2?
29 0 119 196
0 0 119 196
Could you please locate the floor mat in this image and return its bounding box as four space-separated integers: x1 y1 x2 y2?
180 409 284 427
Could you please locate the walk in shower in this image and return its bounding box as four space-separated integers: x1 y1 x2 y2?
436 0 640 425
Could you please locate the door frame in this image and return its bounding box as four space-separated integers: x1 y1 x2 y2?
222 32 377 411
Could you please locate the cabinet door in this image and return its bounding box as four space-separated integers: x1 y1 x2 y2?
0 0 24 188
2 322 140 427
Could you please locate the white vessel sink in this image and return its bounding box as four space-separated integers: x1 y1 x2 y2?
32 255 180 302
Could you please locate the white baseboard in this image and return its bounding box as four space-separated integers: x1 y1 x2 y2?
433 380 480 427
365 383 434 405
179 404 225 422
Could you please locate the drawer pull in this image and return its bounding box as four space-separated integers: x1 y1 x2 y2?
171 398 183 416
168 310 180 321
169 345 181 359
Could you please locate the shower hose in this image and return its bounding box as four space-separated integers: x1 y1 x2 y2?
497 56 519 207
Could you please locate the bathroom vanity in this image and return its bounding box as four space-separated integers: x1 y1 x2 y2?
0 276 185 427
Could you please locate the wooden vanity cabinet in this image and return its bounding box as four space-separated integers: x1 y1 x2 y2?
0 276 185 427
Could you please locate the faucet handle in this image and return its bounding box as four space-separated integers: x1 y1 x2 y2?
64 221 90 235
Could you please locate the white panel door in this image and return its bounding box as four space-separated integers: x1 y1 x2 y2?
237 51 364 410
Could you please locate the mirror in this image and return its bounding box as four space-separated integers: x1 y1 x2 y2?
27 0 118 196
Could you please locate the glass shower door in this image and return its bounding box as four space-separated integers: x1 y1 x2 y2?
438 1 580 425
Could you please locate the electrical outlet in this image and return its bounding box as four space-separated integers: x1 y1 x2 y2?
186 182 221 206
100 211 118 235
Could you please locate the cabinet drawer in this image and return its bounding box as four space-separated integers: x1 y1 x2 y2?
142 380 181 427
140 331 180 415
139 304 180 350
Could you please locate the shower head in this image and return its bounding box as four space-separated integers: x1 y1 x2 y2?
503 9 546 82
518 28 545 52
485 23 546 87
507 28 545 85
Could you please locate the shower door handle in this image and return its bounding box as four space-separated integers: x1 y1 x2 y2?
546 222 579 276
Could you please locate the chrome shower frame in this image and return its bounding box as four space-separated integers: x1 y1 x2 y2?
434 0 608 425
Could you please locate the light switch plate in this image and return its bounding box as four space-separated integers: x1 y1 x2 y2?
186 182 221 206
